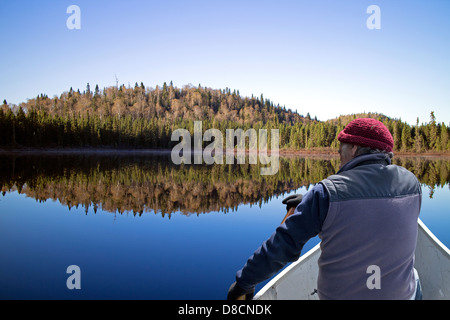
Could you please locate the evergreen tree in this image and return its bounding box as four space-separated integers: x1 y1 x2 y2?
428 112 438 150
401 125 411 152
414 117 423 153
441 122 449 151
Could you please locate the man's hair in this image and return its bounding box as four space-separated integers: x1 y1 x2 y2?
355 146 394 159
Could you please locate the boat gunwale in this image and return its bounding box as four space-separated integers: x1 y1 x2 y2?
417 219 450 257
253 242 321 300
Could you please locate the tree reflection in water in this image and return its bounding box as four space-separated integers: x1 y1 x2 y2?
1 153 449 217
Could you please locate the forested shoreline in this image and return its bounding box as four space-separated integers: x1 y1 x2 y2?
1 82 449 153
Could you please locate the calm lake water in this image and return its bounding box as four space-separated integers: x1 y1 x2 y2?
1 152 449 300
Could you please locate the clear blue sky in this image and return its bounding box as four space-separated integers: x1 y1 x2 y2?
1 0 449 125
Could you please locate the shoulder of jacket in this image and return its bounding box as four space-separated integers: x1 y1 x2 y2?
321 164 421 202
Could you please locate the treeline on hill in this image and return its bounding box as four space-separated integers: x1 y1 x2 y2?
0 82 449 152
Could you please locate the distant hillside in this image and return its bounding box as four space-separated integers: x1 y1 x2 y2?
3 82 312 126
0 82 448 153
326 112 392 126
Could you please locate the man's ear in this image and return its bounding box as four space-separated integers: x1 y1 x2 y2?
351 145 359 157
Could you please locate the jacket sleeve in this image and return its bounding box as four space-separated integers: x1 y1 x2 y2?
235 183 330 291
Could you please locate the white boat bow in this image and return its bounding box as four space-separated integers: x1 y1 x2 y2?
254 219 450 300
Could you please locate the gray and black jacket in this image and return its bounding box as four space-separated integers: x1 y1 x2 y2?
236 152 422 299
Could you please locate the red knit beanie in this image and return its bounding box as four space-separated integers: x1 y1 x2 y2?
337 118 394 152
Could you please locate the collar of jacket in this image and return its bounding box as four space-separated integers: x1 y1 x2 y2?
337 153 392 174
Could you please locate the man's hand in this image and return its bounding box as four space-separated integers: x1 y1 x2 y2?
227 282 254 300
282 194 303 212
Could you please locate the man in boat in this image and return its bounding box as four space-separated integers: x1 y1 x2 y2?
228 118 423 300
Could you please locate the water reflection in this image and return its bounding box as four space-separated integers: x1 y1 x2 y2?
1 153 449 217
